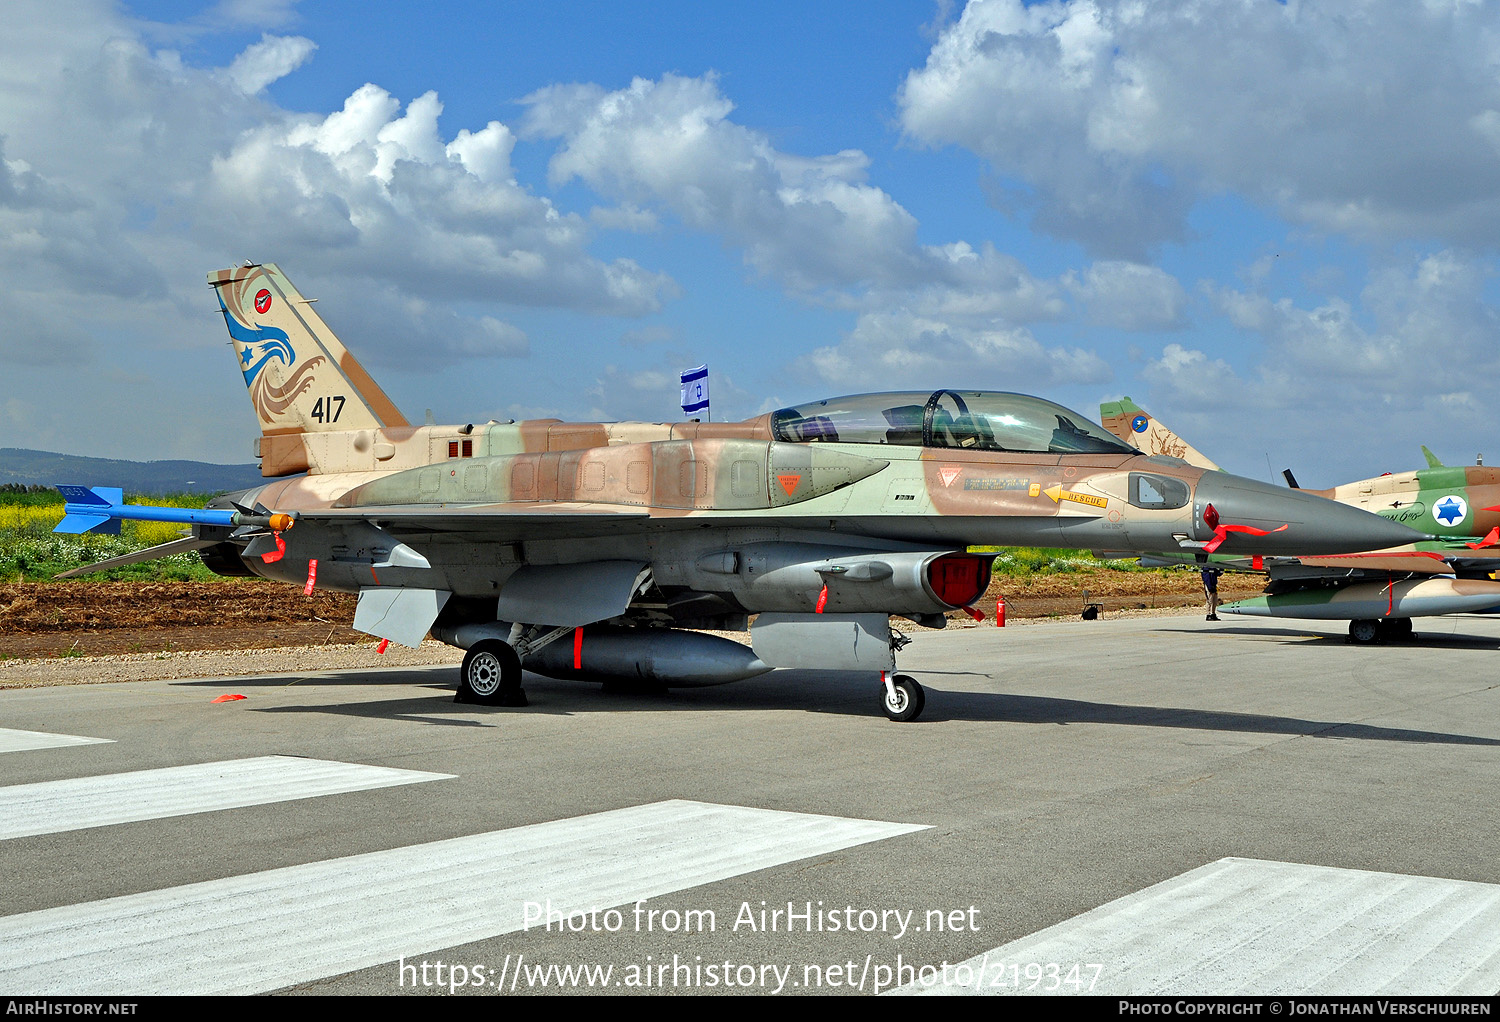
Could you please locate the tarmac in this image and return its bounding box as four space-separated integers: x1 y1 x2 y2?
2 612 1498 996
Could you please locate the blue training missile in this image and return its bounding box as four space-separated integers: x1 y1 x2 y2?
52 485 297 535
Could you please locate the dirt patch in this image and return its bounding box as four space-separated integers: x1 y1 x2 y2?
0 582 361 658
978 568 1262 621
0 569 1262 661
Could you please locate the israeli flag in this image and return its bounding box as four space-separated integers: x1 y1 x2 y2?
680 364 710 418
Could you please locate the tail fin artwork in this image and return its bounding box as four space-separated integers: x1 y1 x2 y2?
1098 397 1221 471
208 263 408 441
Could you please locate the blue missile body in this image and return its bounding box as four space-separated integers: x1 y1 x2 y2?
52 486 295 535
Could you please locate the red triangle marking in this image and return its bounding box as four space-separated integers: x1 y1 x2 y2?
777 474 802 496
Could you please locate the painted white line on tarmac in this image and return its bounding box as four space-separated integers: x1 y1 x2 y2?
0 755 454 840
0 799 928 995
0 728 113 755
895 857 1500 996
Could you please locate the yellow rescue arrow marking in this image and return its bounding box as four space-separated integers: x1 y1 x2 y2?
1042 484 1108 509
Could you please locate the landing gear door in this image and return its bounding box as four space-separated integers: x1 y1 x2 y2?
494 561 650 628
354 587 452 648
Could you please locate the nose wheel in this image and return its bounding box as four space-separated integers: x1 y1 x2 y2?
881 673 925 722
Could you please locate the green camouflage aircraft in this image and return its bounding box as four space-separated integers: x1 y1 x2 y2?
52 265 1427 720
1099 397 1500 644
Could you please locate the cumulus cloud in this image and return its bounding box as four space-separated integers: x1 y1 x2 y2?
1204 251 1498 390
1063 261 1187 331
1138 252 1500 478
524 74 931 295
0 1 676 367
221 34 315 94
796 309 1112 392
522 71 1114 388
521 72 1074 312
901 0 1500 256
203 83 677 317
0 0 697 457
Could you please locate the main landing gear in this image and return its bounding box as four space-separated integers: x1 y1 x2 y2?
881 673 925 722
1347 618 1415 645
456 639 527 706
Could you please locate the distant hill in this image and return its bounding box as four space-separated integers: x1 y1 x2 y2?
0 448 267 495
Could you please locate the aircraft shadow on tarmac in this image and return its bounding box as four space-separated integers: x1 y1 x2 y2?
169 668 1500 746
1161 624 1500 650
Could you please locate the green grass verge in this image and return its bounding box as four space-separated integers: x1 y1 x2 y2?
0 489 221 582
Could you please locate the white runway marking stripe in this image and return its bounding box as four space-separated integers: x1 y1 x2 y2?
0 728 113 755
0 799 928 995
897 857 1500 996
0 756 455 840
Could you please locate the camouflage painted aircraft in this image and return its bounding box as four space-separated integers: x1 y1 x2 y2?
1100 397 1500 643
54 265 1427 719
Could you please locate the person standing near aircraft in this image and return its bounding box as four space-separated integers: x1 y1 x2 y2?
1201 566 1222 621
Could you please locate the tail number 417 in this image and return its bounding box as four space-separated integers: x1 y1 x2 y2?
311 396 346 424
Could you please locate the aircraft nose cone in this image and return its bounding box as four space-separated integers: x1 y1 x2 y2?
1194 473 1429 555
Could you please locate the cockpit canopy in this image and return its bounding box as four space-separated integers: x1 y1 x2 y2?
770 390 1137 455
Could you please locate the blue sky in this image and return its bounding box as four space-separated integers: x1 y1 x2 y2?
3 0 1499 483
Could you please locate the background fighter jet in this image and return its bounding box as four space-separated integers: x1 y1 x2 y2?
56 266 1426 719
1100 397 1500 643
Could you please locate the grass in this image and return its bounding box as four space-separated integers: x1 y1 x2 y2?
969 546 1157 577
0 489 222 582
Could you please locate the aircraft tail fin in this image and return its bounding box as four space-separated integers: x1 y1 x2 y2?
207 263 409 438
1421 445 1445 469
1098 397 1222 471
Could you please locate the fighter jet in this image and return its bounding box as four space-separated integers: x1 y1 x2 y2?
53 265 1427 719
1099 397 1500 643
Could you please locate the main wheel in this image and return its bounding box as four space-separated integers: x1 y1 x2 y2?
1348 619 1381 645
457 639 527 706
882 674 926 722
1378 617 1414 641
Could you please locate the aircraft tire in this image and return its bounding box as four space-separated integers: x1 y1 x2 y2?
882 674 925 722
457 640 527 706
1348 619 1381 645
1378 618 1414 641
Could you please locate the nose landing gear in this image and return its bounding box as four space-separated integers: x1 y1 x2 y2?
881 672 925 722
